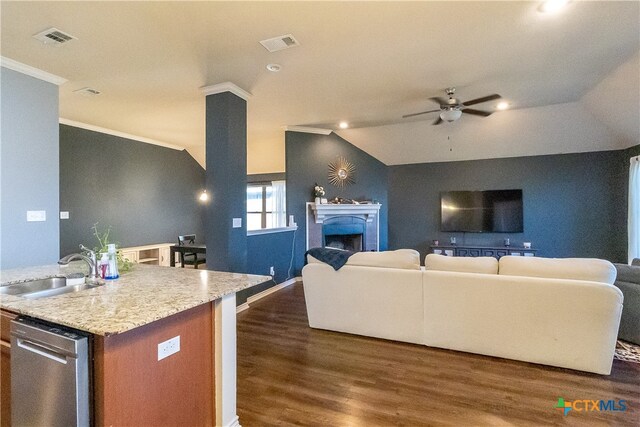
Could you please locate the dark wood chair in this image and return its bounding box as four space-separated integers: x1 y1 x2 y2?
178 234 206 269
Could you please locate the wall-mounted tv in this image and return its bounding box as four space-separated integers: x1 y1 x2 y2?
440 190 523 233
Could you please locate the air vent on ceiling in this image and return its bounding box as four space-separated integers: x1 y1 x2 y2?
73 87 101 97
33 27 77 45
259 34 300 52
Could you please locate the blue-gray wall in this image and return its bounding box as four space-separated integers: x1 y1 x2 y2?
285 131 388 274
1 68 60 269
388 148 636 263
237 229 297 304
59 124 205 256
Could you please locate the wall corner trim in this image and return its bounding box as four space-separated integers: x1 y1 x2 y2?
1 56 67 85
284 126 332 135
59 118 184 151
201 82 252 100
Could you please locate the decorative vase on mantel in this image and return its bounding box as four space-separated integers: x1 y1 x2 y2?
315 197 321 205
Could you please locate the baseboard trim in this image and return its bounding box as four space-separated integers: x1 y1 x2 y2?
246 277 299 305
236 277 300 313
224 415 241 427
235 302 250 314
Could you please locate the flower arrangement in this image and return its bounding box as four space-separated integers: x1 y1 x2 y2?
314 183 325 198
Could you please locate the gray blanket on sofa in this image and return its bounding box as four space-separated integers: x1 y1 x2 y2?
305 247 355 270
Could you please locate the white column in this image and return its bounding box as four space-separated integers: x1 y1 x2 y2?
214 293 240 427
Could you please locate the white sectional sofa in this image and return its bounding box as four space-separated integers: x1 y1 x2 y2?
302 251 622 375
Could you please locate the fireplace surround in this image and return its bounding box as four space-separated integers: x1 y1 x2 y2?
306 202 381 252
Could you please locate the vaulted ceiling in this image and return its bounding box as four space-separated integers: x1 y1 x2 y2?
1 1 638 171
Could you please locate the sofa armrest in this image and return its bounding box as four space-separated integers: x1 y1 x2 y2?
302 263 424 344
614 280 640 344
615 263 640 284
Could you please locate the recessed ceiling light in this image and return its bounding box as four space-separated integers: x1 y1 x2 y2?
539 0 571 14
266 64 281 72
497 101 510 111
339 121 349 129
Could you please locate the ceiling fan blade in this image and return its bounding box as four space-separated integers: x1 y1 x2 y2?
462 108 493 117
402 109 440 119
430 97 448 106
432 116 443 125
462 94 501 107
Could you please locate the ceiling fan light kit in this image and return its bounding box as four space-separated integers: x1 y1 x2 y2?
403 87 501 125
440 109 462 122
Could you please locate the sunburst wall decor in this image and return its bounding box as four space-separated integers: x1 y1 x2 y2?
328 156 356 188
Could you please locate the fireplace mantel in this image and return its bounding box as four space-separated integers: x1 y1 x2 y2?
310 203 381 224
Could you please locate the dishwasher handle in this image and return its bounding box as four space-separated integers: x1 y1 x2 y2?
17 338 68 364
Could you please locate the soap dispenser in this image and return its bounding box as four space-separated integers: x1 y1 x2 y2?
105 244 120 280
99 253 109 279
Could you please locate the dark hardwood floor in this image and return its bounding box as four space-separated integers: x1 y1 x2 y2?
237 283 640 426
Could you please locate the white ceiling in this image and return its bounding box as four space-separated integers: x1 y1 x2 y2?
1 1 638 171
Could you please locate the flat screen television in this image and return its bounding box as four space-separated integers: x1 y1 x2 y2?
440 190 523 233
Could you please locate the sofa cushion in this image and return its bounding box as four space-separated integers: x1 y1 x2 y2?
307 249 421 270
347 249 421 270
499 256 616 284
614 263 640 284
425 254 498 274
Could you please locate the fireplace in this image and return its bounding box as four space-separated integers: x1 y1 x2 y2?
306 202 381 252
322 216 366 251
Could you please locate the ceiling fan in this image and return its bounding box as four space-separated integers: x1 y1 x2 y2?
403 87 501 125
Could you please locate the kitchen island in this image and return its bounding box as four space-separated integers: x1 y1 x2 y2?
0 262 269 427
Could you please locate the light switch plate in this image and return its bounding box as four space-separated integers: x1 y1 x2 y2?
158 336 180 361
232 218 242 228
60 211 70 219
26 210 46 222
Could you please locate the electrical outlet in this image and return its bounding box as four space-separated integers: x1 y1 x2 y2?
60 211 70 219
26 210 46 222
158 335 180 361
269 266 275 276
232 218 242 228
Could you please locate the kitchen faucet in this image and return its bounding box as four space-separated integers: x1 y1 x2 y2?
58 244 101 282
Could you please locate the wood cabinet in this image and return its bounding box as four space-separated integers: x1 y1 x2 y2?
93 303 214 426
0 310 17 427
431 245 538 259
120 243 174 267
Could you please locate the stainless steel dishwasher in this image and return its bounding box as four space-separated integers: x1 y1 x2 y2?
11 316 91 427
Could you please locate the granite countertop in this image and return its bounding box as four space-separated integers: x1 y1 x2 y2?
0 262 269 336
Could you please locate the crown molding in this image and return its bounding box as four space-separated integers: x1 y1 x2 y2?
59 118 184 151
200 82 251 100
284 126 332 135
1 56 67 86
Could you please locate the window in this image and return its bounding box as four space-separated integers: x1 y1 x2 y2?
247 180 286 231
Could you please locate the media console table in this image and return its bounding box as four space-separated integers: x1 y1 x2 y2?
431 245 538 259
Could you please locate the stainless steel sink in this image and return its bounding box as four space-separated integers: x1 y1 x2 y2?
22 283 103 299
0 277 103 299
0 277 68 295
